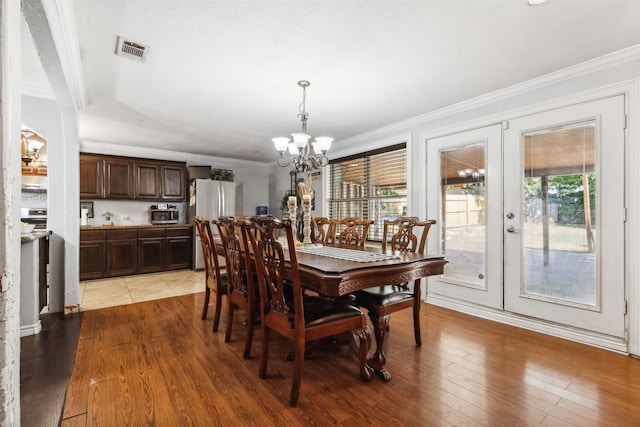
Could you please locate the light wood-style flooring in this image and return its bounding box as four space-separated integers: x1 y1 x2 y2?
61 292 640 426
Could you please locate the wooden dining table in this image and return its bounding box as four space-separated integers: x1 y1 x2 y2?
290 243 448 380
215 234 447 380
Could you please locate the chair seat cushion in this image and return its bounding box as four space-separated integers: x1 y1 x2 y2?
354 285 413 307
287 296 364 328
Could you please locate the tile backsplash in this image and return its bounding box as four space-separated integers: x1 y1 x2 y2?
21 191 188 227
88 200 188 226
21 191 47 208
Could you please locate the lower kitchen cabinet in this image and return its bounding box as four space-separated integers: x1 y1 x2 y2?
80 225 192 280
165 227 192 270
79 230 106 280
106 229 138 277
138 228 166 273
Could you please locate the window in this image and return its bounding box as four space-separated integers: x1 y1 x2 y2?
327 143 407 241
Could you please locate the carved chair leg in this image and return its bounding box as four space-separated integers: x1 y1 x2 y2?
289 339 305 406
225 301 235 343
259 327 270 379
212 291 223 332
413 280 422 346
201 287 210 320
243 307 255 359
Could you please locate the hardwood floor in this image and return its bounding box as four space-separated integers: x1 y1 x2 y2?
60 292 640 426
21 311 82 427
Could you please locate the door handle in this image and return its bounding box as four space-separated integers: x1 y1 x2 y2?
506 225 515 232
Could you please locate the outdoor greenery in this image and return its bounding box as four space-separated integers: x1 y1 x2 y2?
524 173 596 226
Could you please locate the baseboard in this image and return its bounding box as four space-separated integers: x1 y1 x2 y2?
425 293 628 354
20 320 42 337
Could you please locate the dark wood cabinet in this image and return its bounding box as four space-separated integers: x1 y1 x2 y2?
79 154 104 199
161 164 186 201
165 227 193 270
80 230 106 280
138 228 166 273
80 225 192 280
135 162 162 199
80 153 186 201
106 229 137 277
104 158 135 199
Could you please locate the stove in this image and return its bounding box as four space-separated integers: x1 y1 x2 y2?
21 207 47 230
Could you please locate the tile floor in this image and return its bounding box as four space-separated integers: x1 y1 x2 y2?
79 269 206 311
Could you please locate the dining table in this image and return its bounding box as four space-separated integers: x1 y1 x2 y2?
291 243 448 381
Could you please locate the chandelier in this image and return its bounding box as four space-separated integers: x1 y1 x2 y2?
272 80 333 173
21 130 45 166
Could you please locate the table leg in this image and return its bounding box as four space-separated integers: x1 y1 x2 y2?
367 313 392 381
353 326 374 381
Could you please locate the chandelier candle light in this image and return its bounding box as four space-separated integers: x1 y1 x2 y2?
273 80 333 173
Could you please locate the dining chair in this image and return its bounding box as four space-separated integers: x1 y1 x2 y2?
334 217 374 247
216 216 258 359
313 217 333 243
243 215 372 407
353 217 436 373
193 216 227 332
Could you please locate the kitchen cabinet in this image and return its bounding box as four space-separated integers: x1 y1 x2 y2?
138 228 165 273
135 162 162 199
79 154 104 199
80 225 192 280
105 158 135 199
79 229 106 280
106 229 137 277
80 153 186 201
165 227 192 270
22 164 48 176
161 164 186 201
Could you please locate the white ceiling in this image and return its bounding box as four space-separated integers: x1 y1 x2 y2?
21 0 640 163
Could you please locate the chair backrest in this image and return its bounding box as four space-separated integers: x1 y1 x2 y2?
381 217 436 255
314 217 333 243
335 217 374 247
243 216 303 329
217 216 250 295
193 216 223 289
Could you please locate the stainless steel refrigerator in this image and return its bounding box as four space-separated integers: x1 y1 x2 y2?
188 179 243 269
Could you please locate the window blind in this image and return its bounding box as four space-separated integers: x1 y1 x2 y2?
328 143 407 241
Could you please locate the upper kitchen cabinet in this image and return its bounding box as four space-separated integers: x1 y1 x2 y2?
135 161 162 199
80 153 187 201
105 157 135 199
160 164 186 201
79 154 104 199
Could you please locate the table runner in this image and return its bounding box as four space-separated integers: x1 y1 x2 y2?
295 245 398 263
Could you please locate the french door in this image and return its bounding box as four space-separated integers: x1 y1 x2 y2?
427 96 626 338
503 96 625 337
426 124 503 309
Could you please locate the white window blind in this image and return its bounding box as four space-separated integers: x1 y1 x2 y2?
328 143 407 241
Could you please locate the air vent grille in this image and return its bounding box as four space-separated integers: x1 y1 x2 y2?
115 36 149 63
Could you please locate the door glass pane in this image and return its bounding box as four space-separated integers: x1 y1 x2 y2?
522 121 597 307
440 143 485 288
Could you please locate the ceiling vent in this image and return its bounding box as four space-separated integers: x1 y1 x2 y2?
115 36 149 63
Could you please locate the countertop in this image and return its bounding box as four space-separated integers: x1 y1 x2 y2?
21 230 52 244
80 223 192 231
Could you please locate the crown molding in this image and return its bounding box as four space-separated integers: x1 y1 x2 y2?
336 44 640 148
80 140 271 169
40 0 86 111
21 82 55 100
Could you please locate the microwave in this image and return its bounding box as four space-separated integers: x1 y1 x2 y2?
150 209 179 224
